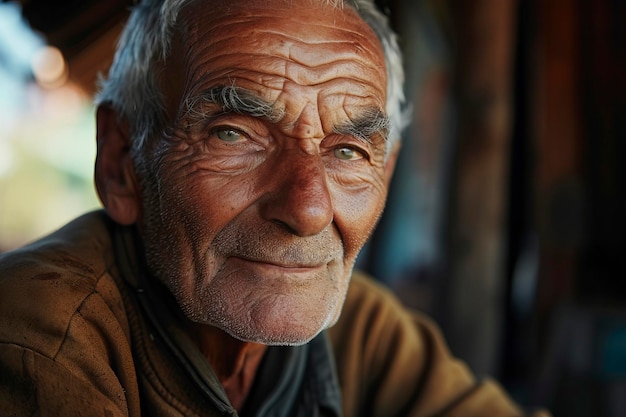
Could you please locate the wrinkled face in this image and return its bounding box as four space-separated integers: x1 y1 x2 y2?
139 0 392 345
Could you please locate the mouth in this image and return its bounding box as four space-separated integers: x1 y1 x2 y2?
231 255 329 271
221 256 333 285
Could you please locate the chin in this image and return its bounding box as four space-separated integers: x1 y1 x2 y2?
233 328 322 347
211 299 343 346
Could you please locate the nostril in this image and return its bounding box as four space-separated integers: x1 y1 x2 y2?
259 184 334 237
271 219 297 235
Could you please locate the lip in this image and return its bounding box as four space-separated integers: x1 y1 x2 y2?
230 256 327 271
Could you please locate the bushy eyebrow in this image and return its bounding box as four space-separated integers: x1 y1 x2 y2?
181 85 284 125
180 85 389 143
333 107 390 144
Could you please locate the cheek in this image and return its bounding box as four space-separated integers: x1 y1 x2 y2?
332 183 388 260
154 155 261 234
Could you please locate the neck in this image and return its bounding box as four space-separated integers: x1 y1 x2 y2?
184 321 267 411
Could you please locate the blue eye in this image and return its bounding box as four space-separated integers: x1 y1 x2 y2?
215 129 242 142
334 147 364 160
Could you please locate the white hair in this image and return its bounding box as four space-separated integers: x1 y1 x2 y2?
96 0 408 155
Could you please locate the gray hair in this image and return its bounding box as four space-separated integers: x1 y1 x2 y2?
96 0 408 155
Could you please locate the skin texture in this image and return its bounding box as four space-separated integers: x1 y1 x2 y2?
96 0 397 409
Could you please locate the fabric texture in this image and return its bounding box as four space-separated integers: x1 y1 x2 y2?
0 211 550 416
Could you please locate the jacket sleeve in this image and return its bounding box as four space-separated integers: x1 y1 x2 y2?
0 257 140 417
328 272 551 417
1 343 132 417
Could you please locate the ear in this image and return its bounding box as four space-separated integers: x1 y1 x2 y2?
95 105 140 225
383 141 401 188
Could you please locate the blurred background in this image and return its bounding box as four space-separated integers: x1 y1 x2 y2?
0 0 624 415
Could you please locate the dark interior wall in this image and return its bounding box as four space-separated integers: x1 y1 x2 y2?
372 0 520 379
372 0 626 414
527 0 626 415
577 0 626 300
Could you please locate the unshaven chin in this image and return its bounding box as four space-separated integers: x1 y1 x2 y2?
197 261 353 346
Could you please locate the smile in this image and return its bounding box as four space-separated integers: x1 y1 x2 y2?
231 256 328 271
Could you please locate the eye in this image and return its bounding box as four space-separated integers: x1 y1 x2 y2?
334 146 365 161
215 128 243 142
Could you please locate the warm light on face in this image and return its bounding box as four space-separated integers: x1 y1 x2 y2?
137 0 390 346
31 45 68 89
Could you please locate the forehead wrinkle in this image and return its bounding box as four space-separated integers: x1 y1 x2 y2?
183 53 384 114
183 43 383 91
191 2 380 43
247 28 384 68
193 37 383 76
283 59 383 90
180 7 385 79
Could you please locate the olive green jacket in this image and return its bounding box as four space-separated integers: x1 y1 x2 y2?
0 211 548 416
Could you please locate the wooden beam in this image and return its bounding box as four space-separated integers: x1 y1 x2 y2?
443 0 518 376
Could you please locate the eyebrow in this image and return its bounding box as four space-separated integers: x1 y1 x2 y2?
333 107 391 144
181 85 284 125
181 85 390 143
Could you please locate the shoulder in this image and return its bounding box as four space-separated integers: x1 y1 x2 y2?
333 271 440 343
329 271 532 417
341 271 418 317
330 270 434 367
0 211 124 358
329 271 437 415
0 211 141 415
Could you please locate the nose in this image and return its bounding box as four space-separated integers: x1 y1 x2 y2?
259 150 333 237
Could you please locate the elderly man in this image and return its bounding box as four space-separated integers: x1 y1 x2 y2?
0 0 548 416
